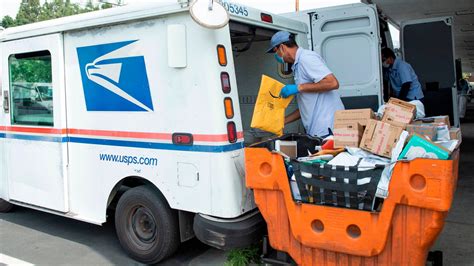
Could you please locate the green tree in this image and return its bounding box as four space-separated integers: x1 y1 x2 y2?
82 0 100 13
100 3 113 9
15 0 42 26
1 0 122 29
2 0 122 84
1 15 16 28
39 0 83 21
98 0 124 9
9 56 52 83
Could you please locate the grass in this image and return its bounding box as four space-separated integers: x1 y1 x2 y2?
224 244 261 266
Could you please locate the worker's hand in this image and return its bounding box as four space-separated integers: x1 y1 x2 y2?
280 84 299 98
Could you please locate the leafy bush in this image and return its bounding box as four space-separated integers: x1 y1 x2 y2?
225 244 261 266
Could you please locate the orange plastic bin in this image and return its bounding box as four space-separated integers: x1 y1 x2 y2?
245 147 459 265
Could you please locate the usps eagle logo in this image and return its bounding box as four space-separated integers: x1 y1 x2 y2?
76 40 154 111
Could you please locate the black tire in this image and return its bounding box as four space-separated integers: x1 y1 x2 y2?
115 185 179 264
0 198 14 213
427 250 443 266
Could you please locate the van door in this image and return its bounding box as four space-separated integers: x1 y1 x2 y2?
1 33 68 212
0 43 6 200
401 17 459 127
307 4 383 110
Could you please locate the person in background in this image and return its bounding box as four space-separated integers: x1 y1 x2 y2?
458 72 472 119
382 47 424 102
459 72 471 95
267 31 345 138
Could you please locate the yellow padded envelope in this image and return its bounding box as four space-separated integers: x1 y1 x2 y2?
251 75 294 136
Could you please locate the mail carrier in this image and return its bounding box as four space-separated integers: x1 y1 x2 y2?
0 0 310 263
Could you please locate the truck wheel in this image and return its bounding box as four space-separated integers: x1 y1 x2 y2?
115 185 179 264
0 198 14 213
427 250 443 266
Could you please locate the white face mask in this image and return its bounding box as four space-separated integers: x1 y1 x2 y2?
382 60 390 68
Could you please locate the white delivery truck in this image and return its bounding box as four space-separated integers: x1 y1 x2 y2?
0 0 307 263
0 0 459 263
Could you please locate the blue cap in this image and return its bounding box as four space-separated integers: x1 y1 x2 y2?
266 31 291 53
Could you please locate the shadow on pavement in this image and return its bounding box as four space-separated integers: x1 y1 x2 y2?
0 207 224 265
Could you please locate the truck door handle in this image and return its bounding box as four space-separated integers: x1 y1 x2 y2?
3 90 9 113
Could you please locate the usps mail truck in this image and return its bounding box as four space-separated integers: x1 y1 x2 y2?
1 0 459 262
0 0 310 263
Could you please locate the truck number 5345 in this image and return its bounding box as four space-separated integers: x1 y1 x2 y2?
222 2 249 16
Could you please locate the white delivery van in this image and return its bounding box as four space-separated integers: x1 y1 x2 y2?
0 0 310 263
1 0 458 263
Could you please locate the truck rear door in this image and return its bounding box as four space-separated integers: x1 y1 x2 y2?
401 17 459 126
307 4 383 111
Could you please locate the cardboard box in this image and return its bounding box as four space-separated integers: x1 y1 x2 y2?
448 127 462 150
334 108 375 127
413 115 451 129
360 119 404 158
381 98 416 128
399 134 450 160
333 122 364 148
449 127 461 141
406 124 438 140
275 140 297 159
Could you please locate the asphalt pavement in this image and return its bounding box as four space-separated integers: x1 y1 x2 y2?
431 102 474 266
0 207 227 265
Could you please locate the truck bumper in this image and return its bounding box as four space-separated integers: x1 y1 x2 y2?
193 209 266 250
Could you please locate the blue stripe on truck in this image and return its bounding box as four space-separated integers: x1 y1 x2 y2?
69 137 244 152
0 133 244 153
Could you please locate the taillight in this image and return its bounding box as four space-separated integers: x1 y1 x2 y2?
217 45 227 66
221 72 231 93
261 13 273 23
227 122 237 143
172 133 193 145
224 97 234 119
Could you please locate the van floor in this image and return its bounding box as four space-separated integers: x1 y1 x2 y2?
432 101 474 264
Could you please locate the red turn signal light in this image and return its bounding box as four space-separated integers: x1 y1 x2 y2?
172 133 193 145
261 13 273 23
221 72 231 93
227 122 237 143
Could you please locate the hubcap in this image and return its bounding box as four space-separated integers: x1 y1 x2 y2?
130 206 157 244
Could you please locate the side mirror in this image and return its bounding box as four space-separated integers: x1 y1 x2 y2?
189 0 229 29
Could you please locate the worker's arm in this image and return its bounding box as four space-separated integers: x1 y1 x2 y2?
297 74 339 93
398 82 411 101
284 109 301 124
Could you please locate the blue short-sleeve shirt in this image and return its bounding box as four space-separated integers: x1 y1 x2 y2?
388 58 424 100
291 48 345 137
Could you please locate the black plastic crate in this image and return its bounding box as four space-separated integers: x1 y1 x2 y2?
250 133 384 211
292 161 384 211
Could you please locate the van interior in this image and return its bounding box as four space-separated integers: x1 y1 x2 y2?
228 21 304 146
378 15 458 126
228 12 459 147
